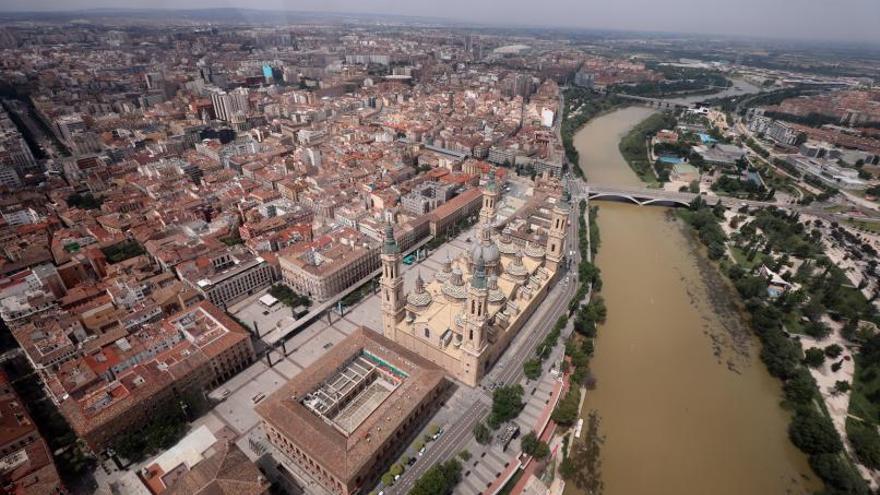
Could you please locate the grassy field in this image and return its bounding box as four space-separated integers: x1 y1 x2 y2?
846 219 880 234
729 245 769 271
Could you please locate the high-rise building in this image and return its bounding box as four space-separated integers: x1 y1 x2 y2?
210 89 249 122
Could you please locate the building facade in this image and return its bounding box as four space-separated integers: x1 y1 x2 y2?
177 250 276 310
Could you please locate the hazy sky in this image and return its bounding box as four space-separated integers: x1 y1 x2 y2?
2 0 879 44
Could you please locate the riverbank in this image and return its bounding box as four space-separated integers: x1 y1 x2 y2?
617 112 675 184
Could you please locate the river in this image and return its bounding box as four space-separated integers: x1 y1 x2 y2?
564 106 820 495
665 77 763 106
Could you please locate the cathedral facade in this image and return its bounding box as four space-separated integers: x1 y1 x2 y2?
380 170 569 387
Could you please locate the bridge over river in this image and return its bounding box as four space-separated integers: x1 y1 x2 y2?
577 182 880 224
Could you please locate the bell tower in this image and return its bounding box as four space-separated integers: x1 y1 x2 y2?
479 169 499 227
545 190 569 274
380 223 404 341
461 254 489 385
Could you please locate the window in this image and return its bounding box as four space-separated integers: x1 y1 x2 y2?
424 327 430 338
469 329 473 340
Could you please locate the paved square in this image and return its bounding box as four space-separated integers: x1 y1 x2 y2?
342 295 383 331
271 356 303 379
288 326 346 369
331 318 357 334
214 366 287 434
231 291 295 336
209 360 268 398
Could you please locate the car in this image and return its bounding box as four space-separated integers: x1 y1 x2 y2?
221 389 231 398
418 446 426 456
252 392 266 404
407 457 417 466
394 475 400 481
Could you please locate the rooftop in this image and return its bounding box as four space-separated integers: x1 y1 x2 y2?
256 327 445 484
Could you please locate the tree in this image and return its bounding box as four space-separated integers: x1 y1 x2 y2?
809 453 871 495
390 464 404 476
381 472 395 487
552 388 581 426
113 400 187 462
520 431 550 459
804 348 826 368
735 275 768 300
848 422 880 469
473 422 491 445
562 410 604 494
804 320 831 340
833 381 850 394
523 358 542 380
824 344 844 359
783 368 816 404
488 385 524 429
458 450 471 461
789 407 843 455
409 459 462 495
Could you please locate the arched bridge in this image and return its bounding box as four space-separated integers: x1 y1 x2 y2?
612 94 690 110
586 185 698 207
573 181 880 224
585 185 784 210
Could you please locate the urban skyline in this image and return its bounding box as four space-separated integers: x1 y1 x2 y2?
0 1 879 44
0 9 879 495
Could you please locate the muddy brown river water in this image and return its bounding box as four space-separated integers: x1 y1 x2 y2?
564 106 819 495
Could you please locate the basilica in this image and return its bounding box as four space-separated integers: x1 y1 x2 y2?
379 170 569 386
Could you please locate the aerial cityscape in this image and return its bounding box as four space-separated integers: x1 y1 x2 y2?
0 2 879 495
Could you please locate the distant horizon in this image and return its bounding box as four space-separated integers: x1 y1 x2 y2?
0 0 878 46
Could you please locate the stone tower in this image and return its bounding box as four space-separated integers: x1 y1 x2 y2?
462 253 489 384
472 168 502 275
545 190 569 274
380 223 404 340
479 169 499 227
